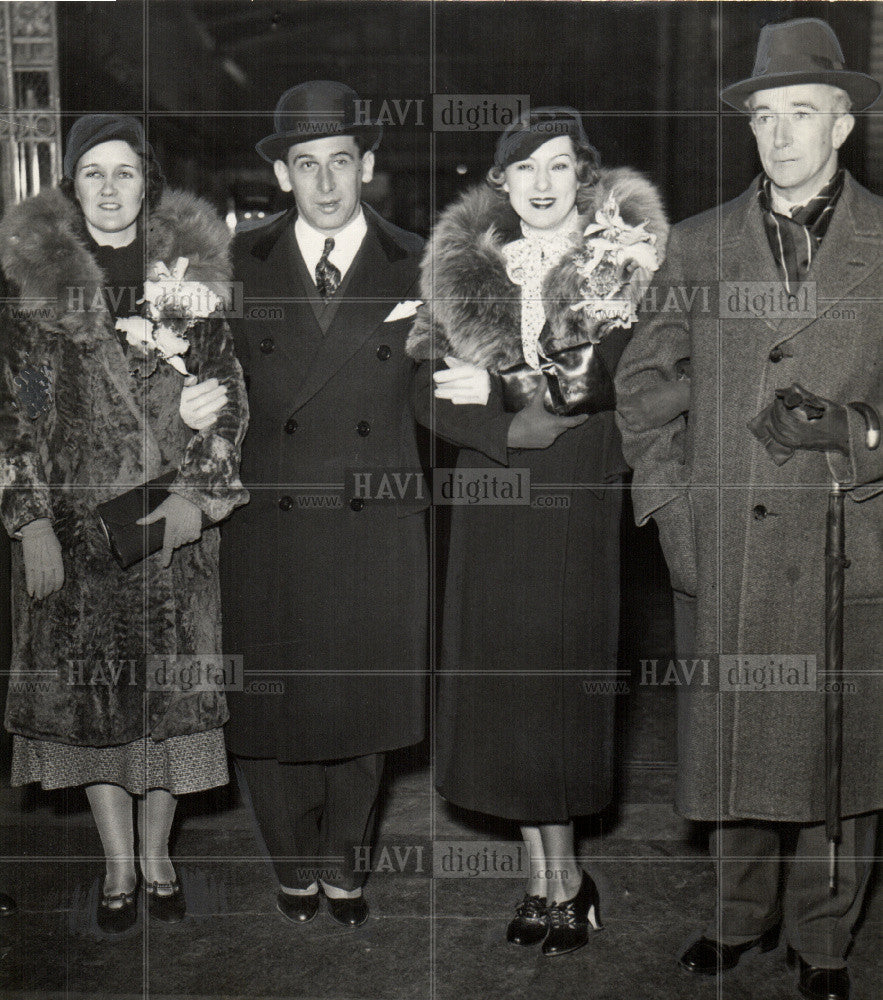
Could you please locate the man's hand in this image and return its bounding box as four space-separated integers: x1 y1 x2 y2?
432 356 491 406
748 383 849 465
137 493 203 568
507 385 588 449
20 518 64 600
180 376 228 431
617 379 690 431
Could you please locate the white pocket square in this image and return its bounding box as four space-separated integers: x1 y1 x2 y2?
384 300 422 323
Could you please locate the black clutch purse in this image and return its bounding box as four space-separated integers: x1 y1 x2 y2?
95 471 210 569
498 340 616 416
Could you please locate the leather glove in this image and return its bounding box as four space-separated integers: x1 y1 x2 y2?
179 376 228 431
432 356 491 406
137 493 203 568
20 518 64 599
748 383 849 466
507 384 588 449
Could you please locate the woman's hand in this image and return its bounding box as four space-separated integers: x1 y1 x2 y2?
180 376 228 431
507 385 588 449
618 380 690 431
20 518 64 600
137 493 203 568
433 356 491 406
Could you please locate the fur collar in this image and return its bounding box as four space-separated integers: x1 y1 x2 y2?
406 168 668 369
0 187 232 347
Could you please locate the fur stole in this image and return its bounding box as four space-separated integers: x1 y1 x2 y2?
406 168 668 370
0 187 232 349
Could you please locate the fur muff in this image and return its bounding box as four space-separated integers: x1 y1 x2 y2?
0 187 248 748
406 168 668 369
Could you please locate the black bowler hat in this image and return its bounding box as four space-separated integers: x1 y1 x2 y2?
256 80 382 163
721 18 880 111
494 106 590 171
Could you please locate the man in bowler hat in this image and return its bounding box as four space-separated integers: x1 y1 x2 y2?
616 19 882 1000
221 81 427 927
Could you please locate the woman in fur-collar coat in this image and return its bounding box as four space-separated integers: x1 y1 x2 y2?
408 110 668 954
0 115 248 932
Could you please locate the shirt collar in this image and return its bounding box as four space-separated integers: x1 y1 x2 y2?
294 207 367 279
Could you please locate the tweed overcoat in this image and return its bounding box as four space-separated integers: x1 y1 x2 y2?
0 187 249 747
408 173 669 821
221 205 428 763
615 172 883 822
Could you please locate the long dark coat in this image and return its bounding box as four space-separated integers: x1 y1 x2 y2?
0 188 249 747
408 174 669 821
615 172 883 822
221 205 428 763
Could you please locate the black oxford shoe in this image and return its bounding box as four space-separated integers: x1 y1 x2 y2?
276 889 320 924
679 924 780 974
506 894 548 946
326 892 369 927
788 948 850 1000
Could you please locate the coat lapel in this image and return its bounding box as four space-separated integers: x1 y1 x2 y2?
287 212 413 413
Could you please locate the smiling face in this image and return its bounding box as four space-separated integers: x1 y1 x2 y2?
74 139 145 246
748 83 854 206
274 135 374 235
502 135 580 232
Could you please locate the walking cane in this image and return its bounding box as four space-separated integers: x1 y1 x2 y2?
824 481 848 893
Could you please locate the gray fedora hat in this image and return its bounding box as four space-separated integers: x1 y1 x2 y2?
256 80 382 163
721 18 881 112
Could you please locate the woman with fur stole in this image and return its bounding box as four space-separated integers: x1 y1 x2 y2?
0 115 247 933
408 109 669 955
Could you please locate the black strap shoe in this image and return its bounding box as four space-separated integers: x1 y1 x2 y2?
787 947 850 1000
276 888 321 924
541 871 603 957
97 882 138 936
679 924 780 975
326 891 369 927
145 880 187 924
506 894 548 946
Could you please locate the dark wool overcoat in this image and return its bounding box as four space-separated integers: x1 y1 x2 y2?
0 188 249 747
221 205 428 763
407 173 669 821
615 173 883 822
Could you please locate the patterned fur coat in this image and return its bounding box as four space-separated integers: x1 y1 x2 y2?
406 168 669 367
0 188 249 746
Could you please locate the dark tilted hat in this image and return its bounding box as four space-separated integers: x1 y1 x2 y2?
256 80 383 163
63 114 156 179
494 106 589 170
721 17 881 112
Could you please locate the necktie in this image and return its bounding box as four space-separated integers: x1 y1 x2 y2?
315 237 341 300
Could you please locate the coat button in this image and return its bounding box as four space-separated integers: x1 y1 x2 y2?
350 498 365 512
357 420 370 437
260 337 275 354
284 418 298 434
768 347 784 363
753 504 768 520
278 496 293 511
376 344 391 360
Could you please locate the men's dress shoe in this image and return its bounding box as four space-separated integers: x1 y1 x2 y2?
679 924 780 975
506 893 549 946
787 948 850 1000
145 880 186 923
276 889 320 924
542 871 603 957
0 893 16 917
326 892 369 927
97 883 138 935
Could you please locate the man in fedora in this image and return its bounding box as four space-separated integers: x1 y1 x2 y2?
221 81 427 927
616 19 881 1000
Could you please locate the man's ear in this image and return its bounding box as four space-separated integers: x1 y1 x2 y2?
360 150 375 185
832 113 855 150
273 159 292 193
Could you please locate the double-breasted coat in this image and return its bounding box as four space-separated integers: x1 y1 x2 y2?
407 174 669 821
221 205 428 763
0 188 249 747
615 172 883 823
